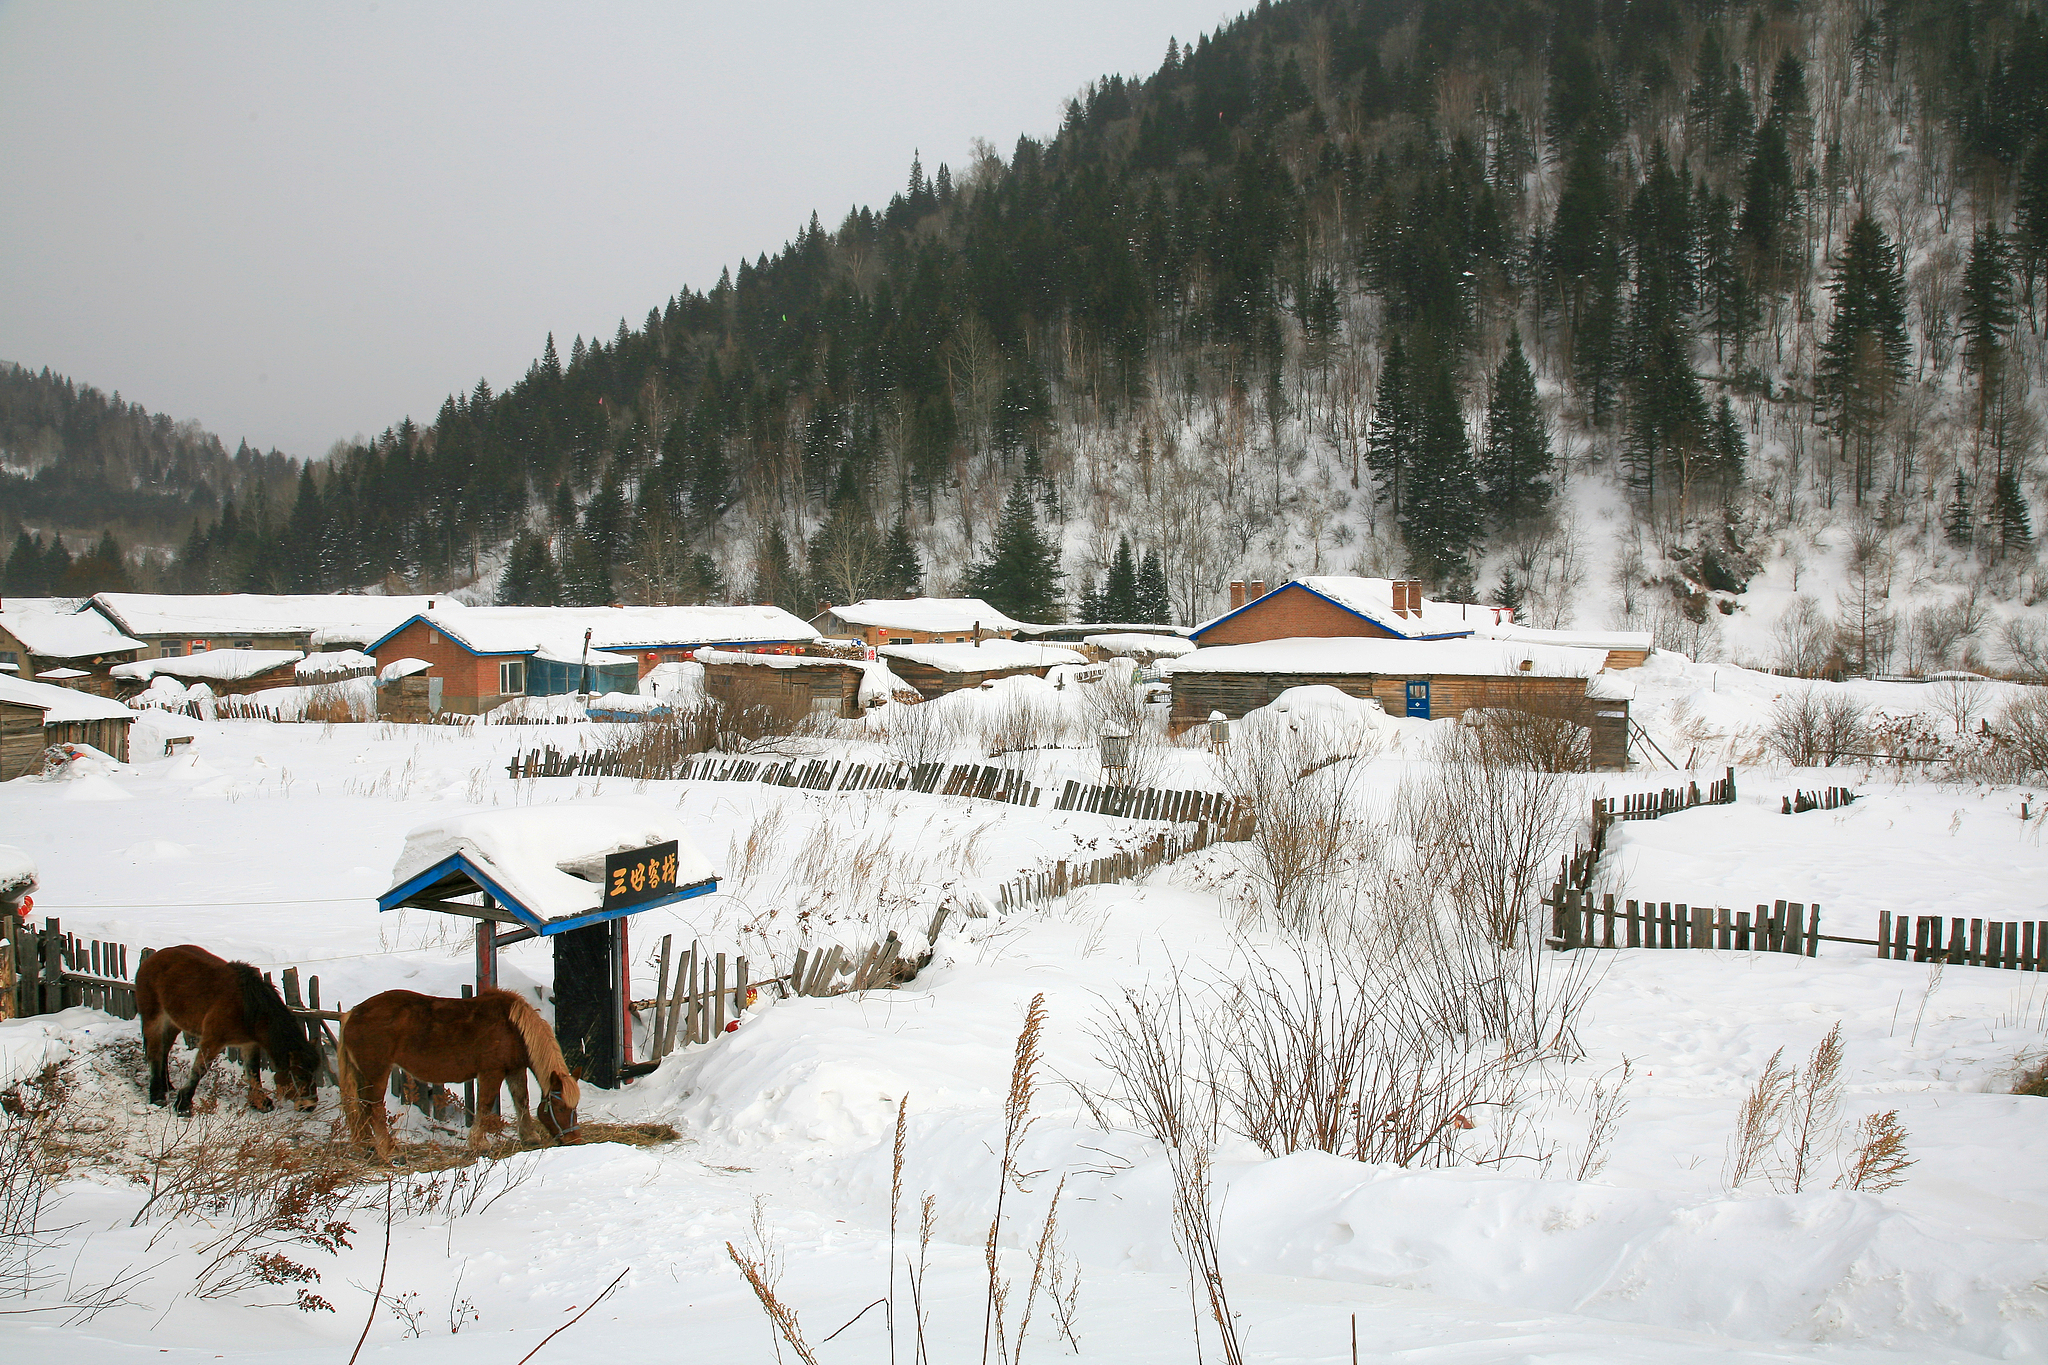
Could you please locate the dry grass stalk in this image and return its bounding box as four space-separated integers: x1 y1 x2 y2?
1573 1058 1633 1181
0 1064 65 1300
728 1240 822 1365
984 994 1048 1365
1169 1140 1242 1365
889 1095 907 1365
1837 1110 1914 1192
1012 1175 1066 1365
910 1194 936 1365
1726 1048 1796 1189
1786 1023 1845 1192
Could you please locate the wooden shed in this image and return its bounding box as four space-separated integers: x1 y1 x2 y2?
696 648 914 720
1 674 135 778
110 649 304 700
877 640 1088 700
1163 637 1631 770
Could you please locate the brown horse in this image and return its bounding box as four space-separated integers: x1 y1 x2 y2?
337 987 581 1161
134 944 323 1115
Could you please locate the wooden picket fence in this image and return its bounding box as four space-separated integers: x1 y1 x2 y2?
1588 769 1736 849
1 914 143 1019
1052 779 1241 823
503 743 1242 827
1877 911 2048 969
1546 886 1822 955
1784 786 1857 814
993 810 1257 912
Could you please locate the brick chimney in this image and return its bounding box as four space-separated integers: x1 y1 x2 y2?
1390 580 1409 617
1229 580 1245 611
1248 580 1266 602
1410 580 1427 616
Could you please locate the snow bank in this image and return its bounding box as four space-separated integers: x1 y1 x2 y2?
0 842 35 902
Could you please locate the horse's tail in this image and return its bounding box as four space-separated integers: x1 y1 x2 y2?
232 962 321 1079
502 991 580 1107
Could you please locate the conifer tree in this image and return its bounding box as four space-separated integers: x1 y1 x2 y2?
1398 360 1482 587
2017 137 2048 325
1075 576 1104 624
1136 549 1173 624
498 535 560 606
1961 225 2016 430
43 535 71 592
1943 471 1974 548
962 480 1064 622
1816 212 1909 502
4 532 43 595
1367 334 1414 515
881 515 923 598
750 525 805 615
1992 468 2034 557
1479 327 1551 529
559 534 612 606
1102 536 1140 620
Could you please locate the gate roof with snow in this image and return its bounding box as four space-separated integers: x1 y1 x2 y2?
378 806 717 937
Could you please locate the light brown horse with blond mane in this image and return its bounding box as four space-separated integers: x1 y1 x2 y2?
337 987 581 1161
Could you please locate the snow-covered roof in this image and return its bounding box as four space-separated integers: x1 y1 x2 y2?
35 668 89 680
378 657 431 682
112 649 304 683
1479 623 1656 655
387 806 717 924
879 640 1088 673
818 597 1026 634
1084 633 1196 657
1193 577 1508 642
297 649 375 677
90 592 462 646
696 646 917 704
1013 621 1194 639
374 605 818 663
0 672 136 723
1162 636 1613 680
0 607 144 659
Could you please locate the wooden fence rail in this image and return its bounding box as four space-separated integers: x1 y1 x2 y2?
1546 886 1820 955
1785 786 1857 814
994 810 1257 913
503 744 1241 828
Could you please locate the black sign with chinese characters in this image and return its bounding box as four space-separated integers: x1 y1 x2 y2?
602 840 680 909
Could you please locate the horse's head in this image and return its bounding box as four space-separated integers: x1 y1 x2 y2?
539 1069 582 1145
276 1037 323 1112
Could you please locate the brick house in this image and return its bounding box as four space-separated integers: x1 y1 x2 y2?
367 605 818 715
1191 577 1651 671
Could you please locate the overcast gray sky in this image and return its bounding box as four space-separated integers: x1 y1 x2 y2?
0 1 1234 461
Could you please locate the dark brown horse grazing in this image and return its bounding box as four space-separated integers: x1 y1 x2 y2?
134 944 323 1115
337 988 581 1162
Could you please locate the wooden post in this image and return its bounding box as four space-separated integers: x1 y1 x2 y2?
475 897 499 992
1879 911 1892 960
1736 909 1751 951
0 918 14 1022
652 934 673 1055
735 957 749 1017
714 953 728 1035
40 917 63 1014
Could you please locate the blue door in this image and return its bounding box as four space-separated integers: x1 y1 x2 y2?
1404 679 1430 718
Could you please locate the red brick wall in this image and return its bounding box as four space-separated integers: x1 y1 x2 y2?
372 620 503 707
1195 584 1401 646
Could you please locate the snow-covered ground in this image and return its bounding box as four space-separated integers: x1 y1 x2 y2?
5 663 2048 1364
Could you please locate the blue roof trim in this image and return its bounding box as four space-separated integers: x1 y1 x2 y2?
1188 582 1476 644
362 615 535 659
377 850 718 936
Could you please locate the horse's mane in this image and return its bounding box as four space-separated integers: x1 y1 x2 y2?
231 962 321 1075
493 989 580 1105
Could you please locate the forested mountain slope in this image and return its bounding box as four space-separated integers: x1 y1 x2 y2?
0 363 297 588
160 0 2048 676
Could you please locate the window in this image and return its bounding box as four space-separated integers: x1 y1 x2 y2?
234 640 253 649
190 640 209 652
160 643 182 657
889 637 912 646
499 660 526 695
0 650 16 669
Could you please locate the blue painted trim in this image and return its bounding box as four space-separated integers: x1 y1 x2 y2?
376 851 718 936
363 616 535 659
1188 582 1473 644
